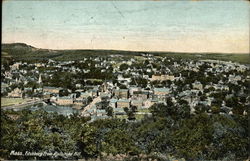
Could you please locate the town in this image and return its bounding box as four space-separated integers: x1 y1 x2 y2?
2 0 250 160
2 54 249 121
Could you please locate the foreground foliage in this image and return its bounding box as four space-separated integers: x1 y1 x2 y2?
0 105 248 160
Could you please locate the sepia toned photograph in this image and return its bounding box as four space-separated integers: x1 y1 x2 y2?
1 0 249 160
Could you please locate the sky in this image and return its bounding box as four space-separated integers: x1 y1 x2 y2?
2 0 250 53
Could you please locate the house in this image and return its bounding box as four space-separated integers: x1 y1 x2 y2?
117 99 130 108
100 92 110 98
8 88 23 98
113 108 126 115
96 109 107 117
80 92 92 98
56 96 74 105
143 100 155 108
114 89 129 99
192 81 203 90
131 91 149 100
43 92 51 99
229 75 241 83
117 75 131 85
1 83 8 94
75 83 83 89
74 98 84 105
154 88 170 96
129 86 142 96
90 88 99 97
24 87 33 92
131 100 143 108
43 86 63 94
110 98 118 108
34 63 45 67
151 88 170 101
151 75 175 81
34 88 43 93
214 84 229 91
101 82 108 92
84 86 99 97
10 62 21 70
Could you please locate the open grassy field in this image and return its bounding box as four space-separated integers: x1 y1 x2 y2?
115 112 150 120
194 53 250 64
135 114 146 120
1 51 13 64
138 108 150 113
1 97 30 107
116 115 127 119
157 52 250 64
1 52 11 58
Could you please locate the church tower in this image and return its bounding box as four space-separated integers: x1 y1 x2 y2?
38 74 42 84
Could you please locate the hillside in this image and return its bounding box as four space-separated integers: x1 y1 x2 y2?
1 43 250 64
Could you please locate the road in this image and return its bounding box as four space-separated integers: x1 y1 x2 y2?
81 95 101 116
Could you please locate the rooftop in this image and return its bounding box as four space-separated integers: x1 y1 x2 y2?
154 88 170 92
117 99 130 103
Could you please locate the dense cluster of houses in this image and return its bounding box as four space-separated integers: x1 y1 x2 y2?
1 54 249 119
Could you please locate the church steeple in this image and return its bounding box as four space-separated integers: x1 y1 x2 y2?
38 74 42 84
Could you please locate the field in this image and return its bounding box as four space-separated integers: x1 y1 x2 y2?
1 51 13 64
157 53 250 64
1 52 12 58
138 108 150 113
115 108 151 120
1 97 30 107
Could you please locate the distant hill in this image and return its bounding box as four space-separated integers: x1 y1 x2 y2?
1 43 250 64
2 43 35 49
1 43 145 61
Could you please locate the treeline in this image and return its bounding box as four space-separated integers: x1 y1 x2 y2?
0 103 248 160
1 44 141 62
2 43 249 64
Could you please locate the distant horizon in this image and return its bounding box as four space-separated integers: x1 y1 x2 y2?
2 42 249 55
2 0 249 54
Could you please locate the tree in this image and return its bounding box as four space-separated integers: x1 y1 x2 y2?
225 97 238 107
123 107 136 120
101 100 109 110
75 92 81 98
77 124 98 158
206 114 249 160
119 64 129 71
144 60 149 65
127 111 136 120
105 106 113 117
59 89 69 97
166 98 174 106
194 104 209 114
131 106 137 113
124 107 129 114
102 129 139 155
172 113 213 160
87 96 93 104
119 84 127 89
200 95 206 101
211 106 220 114
136 78 148 88
232 105 245 115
